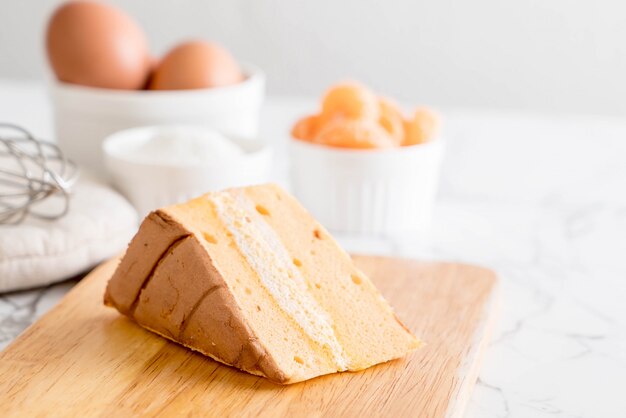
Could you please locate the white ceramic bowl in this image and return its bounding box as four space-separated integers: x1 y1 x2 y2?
290 139 444 237
103 125 272 217
51 64 265 174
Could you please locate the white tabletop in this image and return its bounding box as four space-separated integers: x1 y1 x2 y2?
1 79 625 417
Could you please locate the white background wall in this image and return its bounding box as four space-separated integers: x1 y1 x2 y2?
2 0 626 116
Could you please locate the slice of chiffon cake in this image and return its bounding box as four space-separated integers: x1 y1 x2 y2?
104 184 421 384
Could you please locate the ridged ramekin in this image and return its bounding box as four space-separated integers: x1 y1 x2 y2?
289 139 444 237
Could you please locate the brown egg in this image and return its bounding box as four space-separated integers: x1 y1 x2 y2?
46 0 151 90
149 41 243 90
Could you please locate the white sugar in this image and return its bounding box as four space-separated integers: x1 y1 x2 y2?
125 127 243 165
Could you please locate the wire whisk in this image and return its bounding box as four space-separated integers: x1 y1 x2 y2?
0 123 79 225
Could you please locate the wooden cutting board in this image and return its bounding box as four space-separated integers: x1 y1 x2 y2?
0 256 498 418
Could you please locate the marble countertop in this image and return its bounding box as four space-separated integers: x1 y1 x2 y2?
1 80 625 417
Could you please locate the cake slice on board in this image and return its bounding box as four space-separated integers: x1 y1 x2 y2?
104 184 421 384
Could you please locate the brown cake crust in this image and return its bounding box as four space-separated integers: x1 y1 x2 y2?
105 210 287 383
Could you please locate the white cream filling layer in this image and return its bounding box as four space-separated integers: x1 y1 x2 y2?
208 192 347 370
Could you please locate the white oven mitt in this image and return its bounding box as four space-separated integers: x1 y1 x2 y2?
0 175 138 292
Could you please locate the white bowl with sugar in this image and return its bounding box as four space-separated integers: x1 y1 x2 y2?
103 125 272 216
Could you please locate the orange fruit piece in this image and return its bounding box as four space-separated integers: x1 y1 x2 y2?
291 114 321 142
378 97 404 145
321 82 379 121
403 108 440 146
314 117 396 149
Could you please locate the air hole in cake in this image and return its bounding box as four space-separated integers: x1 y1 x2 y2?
255 204 270 216
294 356 304 365
245 287 252 295
313 229 322 239
202 232 218 244
293 258 302 267
256 305 261 312
351 274 362 285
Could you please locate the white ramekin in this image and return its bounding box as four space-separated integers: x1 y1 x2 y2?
51 64 265 174
103 125 272 217
290 139 444 237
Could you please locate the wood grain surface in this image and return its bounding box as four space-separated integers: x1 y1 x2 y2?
0 255 498 418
